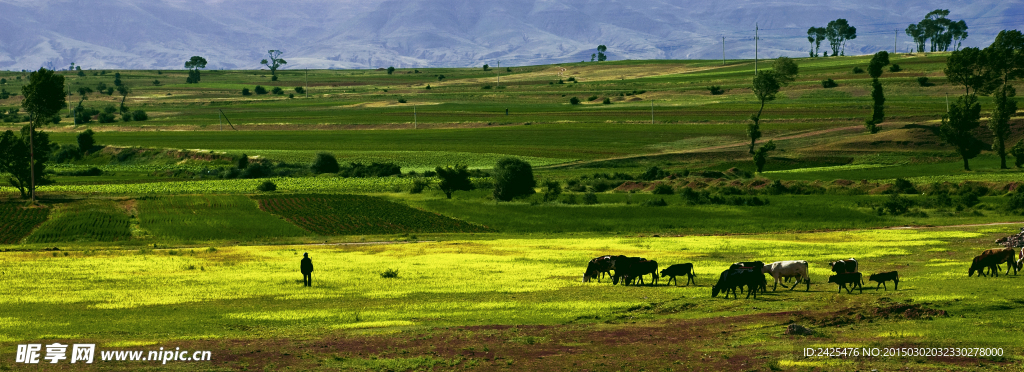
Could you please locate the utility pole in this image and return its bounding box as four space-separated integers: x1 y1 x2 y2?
894 29 898 55
722 37 726 65
754 23 759 75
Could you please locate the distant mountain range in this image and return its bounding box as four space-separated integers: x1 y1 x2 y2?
0 0 1020 71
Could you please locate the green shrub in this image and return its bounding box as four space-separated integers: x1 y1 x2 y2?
242 88 252 96
917 77 930 86
652 184 674 195
254 85 268 95
77 129 95 154
256 181 277 192
543 180 562 202
642 198 668 207
271 87 284 95
882 194 913 215
638 166 667 181
271 75 278 81
380 269 399 278
588 95 598 101
1006 190 1024 213
131 110 148 121
295 87 305 94
561 194 578 205
582 192 598 205
569 97 580 105
493 158 536 201
97 112 116 123
889 64 901 72
852 67 865 74
889 178 918 194
707 86 725 95
603 97 611 104
398 98 407 103
821 78 838 88
310 152 340 174
410 179 430 194
482 85 492 89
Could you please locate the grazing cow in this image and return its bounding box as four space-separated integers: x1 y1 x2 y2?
868 271 899 290
712 269 764 299
582 255 616 283
969 248 1017 277
829 258 858 274
660 263 696 286
761 260 810 291
828 272 864 294
614 261 663 286
730 261 767 293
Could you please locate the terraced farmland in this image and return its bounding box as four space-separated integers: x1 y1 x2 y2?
138 195 310 242
25 199 131 243
254 194 490 235
0 202 49 244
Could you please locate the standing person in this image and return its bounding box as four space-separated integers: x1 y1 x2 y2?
300 253 314 287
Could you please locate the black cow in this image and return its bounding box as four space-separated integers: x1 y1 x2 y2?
829 258 858 274
730 261 767 293
712 269 765 299
615 260 659 286
660 263 696 286
868 271 899 290
582 255 616 283
827 272 864 294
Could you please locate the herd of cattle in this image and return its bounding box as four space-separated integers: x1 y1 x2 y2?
582 255 900 299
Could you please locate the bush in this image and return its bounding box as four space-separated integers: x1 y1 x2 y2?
889 178 918 194
295 87 305 94
582 192 598 205
131 110 148 121
482 85 492 89
642 198 668 207
398 98 407 103
338 162 402 178
882 194 914 215
889 64 901 72
652 183 674 195
380 269 399 278
254 85 268 95
271 87 284 95
567 77 577 82
821 78 838 88
242 88 252 96
241 163 272 178
543 180 562 202
51 144 81 163
288 94 294 99
707 86 725 95
256 181 277 192
410 179 430 194
852 67 865 74
310 152 340 174
588 95 598 101
97 112 117 123
77 129 95 154
492 157 536 201
637 166 667 181
152 80 160 85
271 75 278 81
917 77 930 86
1007 190 1024 214
569 97 581 105
603 98 611 104
561 194 578 205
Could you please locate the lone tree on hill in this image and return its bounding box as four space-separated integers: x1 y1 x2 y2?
492 157 535 201
825 19 856 56
184 56 207 84
387 66 395 75
261 50 287 77
435 164 474 199
984 30 1024 169
866 51 890 133
596 45 608 62
807 27 826 57
18 68 65 202
747 57 798 154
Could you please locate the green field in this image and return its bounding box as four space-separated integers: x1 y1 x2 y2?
1 51 1024 371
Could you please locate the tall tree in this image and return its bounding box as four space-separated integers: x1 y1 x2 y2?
116 85 131 120
906 24 927 53
984 30 1024 169
435 165 474 199
753 140 776 173
19 68 64 202
492 157 536 201
825 19 856 56
596 45 607 62
184 56 208 84
0 127 52 199
866 51 890 133
940 95 985 171
806 27 826 57
747 58 798 153
260 50 287 77
944 47 997 96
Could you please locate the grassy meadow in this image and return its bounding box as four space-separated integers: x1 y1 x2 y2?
0 52 1023 370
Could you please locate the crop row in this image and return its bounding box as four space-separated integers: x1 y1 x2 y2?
26 200 131 243
254 194 490 235
138 195 309 241
0 203 50 244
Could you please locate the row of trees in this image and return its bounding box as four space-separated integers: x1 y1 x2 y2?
183 50 286 84
940 30 1024 171
434 158 536 201
906 10 968 53
806 19 857 57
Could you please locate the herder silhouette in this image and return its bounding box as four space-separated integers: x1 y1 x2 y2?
300 252 314 287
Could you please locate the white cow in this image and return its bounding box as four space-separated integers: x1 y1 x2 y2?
761 260 810 291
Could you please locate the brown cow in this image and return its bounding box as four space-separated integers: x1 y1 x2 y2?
969 248 1018 277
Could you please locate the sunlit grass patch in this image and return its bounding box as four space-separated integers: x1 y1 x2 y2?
332 321 417 330
26 199 131 243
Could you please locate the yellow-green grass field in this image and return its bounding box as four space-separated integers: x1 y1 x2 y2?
1 225 1022 370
